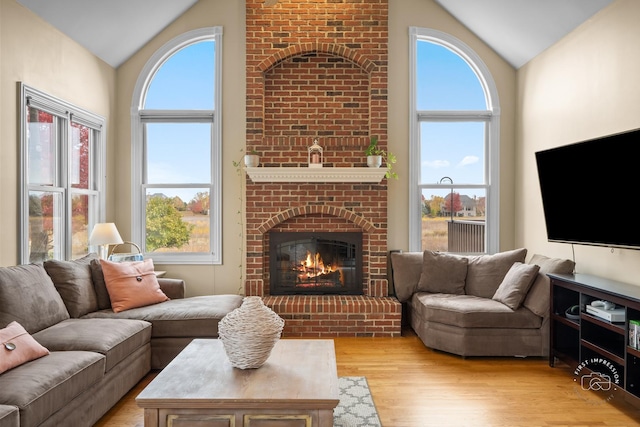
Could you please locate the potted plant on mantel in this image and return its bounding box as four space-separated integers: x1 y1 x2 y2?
365 136 397 179
243 150 260 168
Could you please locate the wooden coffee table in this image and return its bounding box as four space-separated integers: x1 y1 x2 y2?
136 339 339 427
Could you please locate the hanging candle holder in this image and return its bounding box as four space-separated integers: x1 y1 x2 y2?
308 138 323 168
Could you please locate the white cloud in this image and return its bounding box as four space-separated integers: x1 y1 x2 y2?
457 156 479 167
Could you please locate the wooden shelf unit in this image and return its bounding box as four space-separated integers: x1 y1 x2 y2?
549 273 640 402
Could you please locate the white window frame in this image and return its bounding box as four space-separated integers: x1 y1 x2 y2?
19 83 106 263
131 27 223 264
408 28 501 254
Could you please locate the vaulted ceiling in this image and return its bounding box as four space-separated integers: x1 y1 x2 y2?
16 0 613 68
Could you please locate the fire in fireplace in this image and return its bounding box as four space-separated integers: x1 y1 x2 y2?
269 232 363 295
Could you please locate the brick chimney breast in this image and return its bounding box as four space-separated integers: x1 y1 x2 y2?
244 0 398 337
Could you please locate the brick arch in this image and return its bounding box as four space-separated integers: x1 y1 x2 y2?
257 205 377 234
256 42 377 74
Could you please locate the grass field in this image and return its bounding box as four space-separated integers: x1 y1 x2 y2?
421 216 486 252
421 217 449 252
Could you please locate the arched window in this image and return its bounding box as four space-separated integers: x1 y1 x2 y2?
131 27 222 264
409 28 500 254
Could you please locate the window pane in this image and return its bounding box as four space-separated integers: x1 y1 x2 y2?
416 40 486 110
71 193 95 259
146 123 211 184
144 41 215 110
420 121 485 185
27 107 56 186
71 123 91 189
421 188 485 253
28 191 63 262
145 189 211 253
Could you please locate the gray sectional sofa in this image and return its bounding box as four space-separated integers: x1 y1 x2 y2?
389 248 575 357
0 254 243 427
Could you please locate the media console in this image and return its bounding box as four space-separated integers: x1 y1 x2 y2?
549 273 640 402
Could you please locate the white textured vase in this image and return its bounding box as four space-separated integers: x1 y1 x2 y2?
218 296 285 369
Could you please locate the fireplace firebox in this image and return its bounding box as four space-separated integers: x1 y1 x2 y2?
269 232 363 295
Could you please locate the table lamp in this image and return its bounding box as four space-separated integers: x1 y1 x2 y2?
89 223 124 259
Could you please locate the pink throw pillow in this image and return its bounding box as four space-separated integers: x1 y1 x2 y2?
0 321 50 374
100 259 169 313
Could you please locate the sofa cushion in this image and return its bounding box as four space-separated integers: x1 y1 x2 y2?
100 259 169 313
0 321 49 374
32 318 151 372
418 251 467 294
390 252 423 302
0 351 104 427
0 264 70 333
524 254 576 317
0 405 19 427
90 258 112 310
492 262 540 310
411 292 542 329
82 294 244 338
43 254 99 317
465 248 527 298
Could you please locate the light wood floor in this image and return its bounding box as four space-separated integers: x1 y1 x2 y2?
95 329 640 427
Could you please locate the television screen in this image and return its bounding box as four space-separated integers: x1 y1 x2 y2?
535 128 640 250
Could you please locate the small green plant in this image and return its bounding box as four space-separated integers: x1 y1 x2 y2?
231 148 253 295
365 136 397 179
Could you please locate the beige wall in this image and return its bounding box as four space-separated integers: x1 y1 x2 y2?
115 0 246 296
517 0 640 285
388 0 517 253
0 0 116 266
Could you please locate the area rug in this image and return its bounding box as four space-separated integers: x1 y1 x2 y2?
334 376 382 427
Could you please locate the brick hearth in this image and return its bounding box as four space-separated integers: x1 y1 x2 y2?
244 0 400 337
263 295 400 337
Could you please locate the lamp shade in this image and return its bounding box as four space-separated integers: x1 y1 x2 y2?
89 223 124 246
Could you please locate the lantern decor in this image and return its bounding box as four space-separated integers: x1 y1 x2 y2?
308 138 323 168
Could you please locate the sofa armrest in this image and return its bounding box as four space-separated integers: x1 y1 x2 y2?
0 405 19 427
158 278 185 299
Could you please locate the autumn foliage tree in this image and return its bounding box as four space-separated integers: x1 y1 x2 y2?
429 195 444 218
444 192 462 217
146 196 194 252
188 191 210 214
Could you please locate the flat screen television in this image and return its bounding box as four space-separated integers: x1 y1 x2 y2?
535 127 640 250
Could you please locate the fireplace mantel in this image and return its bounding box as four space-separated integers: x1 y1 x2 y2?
245 167 387 183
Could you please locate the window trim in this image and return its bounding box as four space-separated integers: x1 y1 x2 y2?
19 82 106 263
408 27 501 254
131 27 223 264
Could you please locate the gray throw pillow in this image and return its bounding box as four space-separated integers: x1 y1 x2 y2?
90 258 111 310
465 248 527 298
492 262 540 310
0 264 69 333
417 250 468 294
523 254 576 317
44 254 99 317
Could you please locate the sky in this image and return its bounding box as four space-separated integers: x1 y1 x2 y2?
143 41 215 204
416 40 487 188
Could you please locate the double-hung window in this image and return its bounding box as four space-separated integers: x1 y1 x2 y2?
131 27 222 264
409 28 500 254
19 83 105 263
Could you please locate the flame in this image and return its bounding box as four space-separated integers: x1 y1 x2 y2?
297 251 341 282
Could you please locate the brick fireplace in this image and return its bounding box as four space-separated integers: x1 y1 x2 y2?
244 0 400 337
